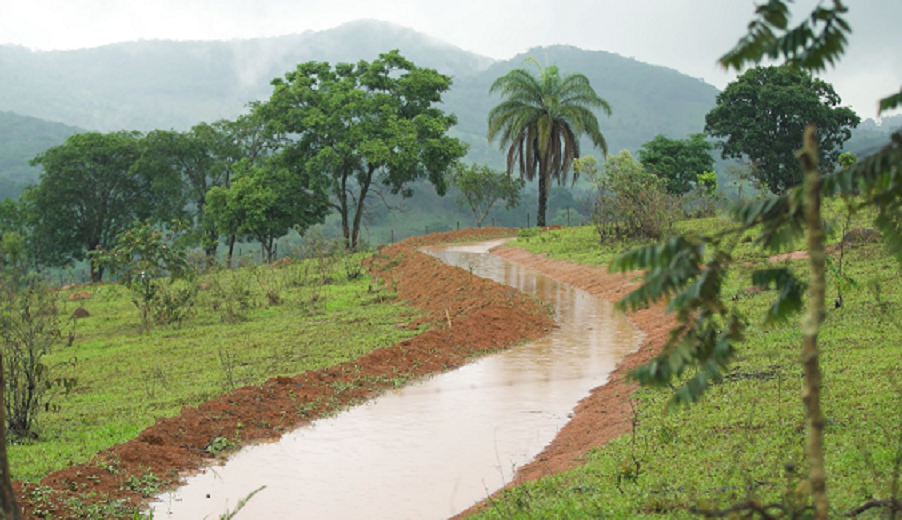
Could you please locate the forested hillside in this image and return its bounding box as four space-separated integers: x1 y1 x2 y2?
844 113 902 157
0 111 83 199
0 20 493 132
0 20 720 169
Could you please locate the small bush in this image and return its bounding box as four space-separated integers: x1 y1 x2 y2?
0 275 76 439
589 151 679 241
90 220 196 332
204 268 256 323
152 282 198 327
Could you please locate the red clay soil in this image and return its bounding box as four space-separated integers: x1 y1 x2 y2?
14 227 558 519
453 244 676 519
14 226 675 519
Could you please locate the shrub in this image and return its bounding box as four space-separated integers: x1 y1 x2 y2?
90 220 195 332
589 151 679 241
0 275 76 439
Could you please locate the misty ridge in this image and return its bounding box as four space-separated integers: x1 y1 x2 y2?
0 18 899 200
0 21 713 159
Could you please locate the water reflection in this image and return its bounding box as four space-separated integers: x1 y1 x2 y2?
151 240 640 519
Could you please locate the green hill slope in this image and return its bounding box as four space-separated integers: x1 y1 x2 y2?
0 111 83 199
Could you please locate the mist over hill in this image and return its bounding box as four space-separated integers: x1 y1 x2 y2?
0 20 720 173
0 20 494 132
2 19 890 243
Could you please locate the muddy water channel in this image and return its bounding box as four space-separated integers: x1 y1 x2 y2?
151 240 640 519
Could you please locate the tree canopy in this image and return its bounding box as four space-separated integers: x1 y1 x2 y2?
134 113 275 262
704 65 859 194
26 131 179 281
487 59 611 227
259 50 468 249
638 133 714 195
205 157 330 263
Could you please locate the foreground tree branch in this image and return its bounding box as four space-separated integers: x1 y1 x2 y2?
799 124 828 519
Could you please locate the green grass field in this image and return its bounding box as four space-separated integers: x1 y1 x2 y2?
11 253 419 482
475 211 902 518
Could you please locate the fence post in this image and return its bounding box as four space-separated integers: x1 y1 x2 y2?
391 229 394 244
567 207 571 226
426 225 429 235
456 221 459 230
492 217 495 227
527 213 530 228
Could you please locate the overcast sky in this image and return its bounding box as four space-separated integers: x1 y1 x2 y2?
1 0 899 119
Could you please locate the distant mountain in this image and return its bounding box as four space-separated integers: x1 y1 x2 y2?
0 111 83 199
845 114 902 157
0 20 494 132
0 20 719 170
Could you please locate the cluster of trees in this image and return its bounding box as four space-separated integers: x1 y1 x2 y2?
485 60 861 229
0 51 468 281
0 50 865 284
0 2 891 515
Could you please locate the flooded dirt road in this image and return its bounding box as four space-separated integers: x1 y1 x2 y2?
151 239 640 519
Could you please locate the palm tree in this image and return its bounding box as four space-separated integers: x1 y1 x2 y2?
487 59 611 226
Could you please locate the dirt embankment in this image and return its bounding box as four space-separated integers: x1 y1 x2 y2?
453 245 675 518
15 227 554 519
15 227 674 519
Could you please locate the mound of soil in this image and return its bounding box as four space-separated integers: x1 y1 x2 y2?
66 290 92 301
15 227 556 519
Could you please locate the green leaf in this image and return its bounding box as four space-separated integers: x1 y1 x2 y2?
751 268 806 324
719 0 850 73
879 88 902 115
611 235 706 313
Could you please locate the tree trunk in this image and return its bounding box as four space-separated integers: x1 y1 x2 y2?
336 171 352 250
349 167 374 251
537 172 547 227
90 264 103 283
204 228 218 269
0 354 24 520
227 235 236 269
799 124 829 519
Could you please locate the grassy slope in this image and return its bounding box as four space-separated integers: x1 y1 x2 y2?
12 256 418 482
474 214 902 518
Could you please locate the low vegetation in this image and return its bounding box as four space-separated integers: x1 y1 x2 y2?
476 209 902 518
8 247 418 482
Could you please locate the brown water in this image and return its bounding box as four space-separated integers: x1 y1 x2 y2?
151 240 640 519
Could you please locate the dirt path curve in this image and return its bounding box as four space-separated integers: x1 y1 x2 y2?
14 228 673 519
453 244 675 518
15 228 556 519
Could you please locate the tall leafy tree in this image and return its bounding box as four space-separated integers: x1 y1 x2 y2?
259 50 468 250
638 133 714 195
487 60 611 226
704 65 859 194
205 156 330 263
26 131 178 282
134 112 275 264
135 129 213 247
